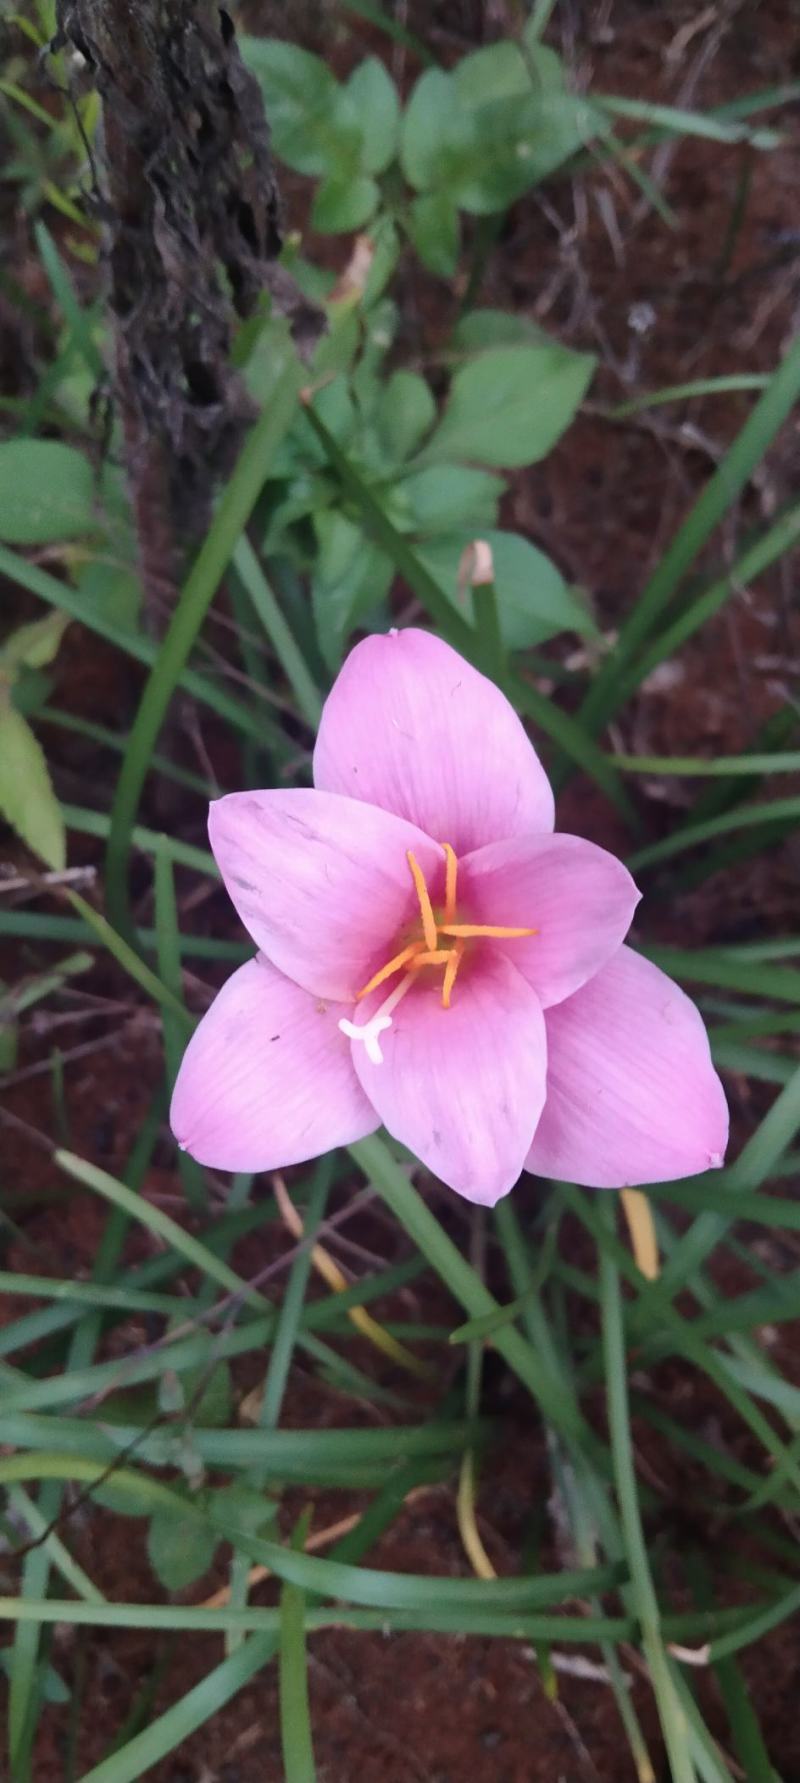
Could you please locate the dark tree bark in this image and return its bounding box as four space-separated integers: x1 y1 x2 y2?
54 1 284 611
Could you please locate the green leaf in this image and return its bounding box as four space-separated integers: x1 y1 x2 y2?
147 1508 217 1593
311 511 392 668
241 39 352 177
419 528 596 649
309 375 358 452
0 699 65 869
0 1652 69 1707
400 54 598 218
407 190 460 277
376 370 436 461
520 29 569 85
453 41 532 107
74 558 141 634
0 440 95 544
212 1484 278 1537
0 610 70 672
346 57 400 173
422 342 595 467
400 464 504 535
400 68 455 189
164 1335 233 1429
453 308 549 351
452 87 601 216
312 172 379 233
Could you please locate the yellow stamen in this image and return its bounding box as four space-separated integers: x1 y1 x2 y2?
439 923 538 940
410 949 454 970
352 847 537 1028
442 938 465 1009
357 941 425 1000
407 850 438 951
443 842 458 925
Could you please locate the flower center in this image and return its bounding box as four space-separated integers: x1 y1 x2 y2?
338 843 536 1064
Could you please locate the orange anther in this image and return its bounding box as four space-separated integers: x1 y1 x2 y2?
439 923 538 940
442 843 458 925
407 850 438 951
442 939 465 1009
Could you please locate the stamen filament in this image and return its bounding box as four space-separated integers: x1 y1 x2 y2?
407 850 438 952
442 843 458 925
357 940 425 1001
442 939 465 1009
439 923 538 939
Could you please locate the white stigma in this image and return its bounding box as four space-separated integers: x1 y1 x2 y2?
339 971 416 1066
338 1012 392 1065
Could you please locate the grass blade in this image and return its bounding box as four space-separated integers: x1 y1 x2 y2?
105 348 301 936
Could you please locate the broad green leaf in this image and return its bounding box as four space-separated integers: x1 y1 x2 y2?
164 1338 233 1429
401 57 598 218
400 68 455 189
453 308 550 352
449 92 601 215
376 370 436 461
453 40 532 107
0 609 70 672
0 1652 69 1706
243 314 297 408
419 528 597 649
407 190 460 277
422 342 595 467
355 297 399 389
346 56 400 173
192 1359 233 1428
0 439 95 544
213 1483 279 1537
313 171 379 233
521 24 569 83
241 39 353 177
75 558 141 634
147 1507 217 1592
0 699 65 869
300 375 358 466
312 510 392 668
399 464 504 534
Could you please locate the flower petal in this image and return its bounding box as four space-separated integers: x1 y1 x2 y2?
170 955 377 1172
350 952 547 1205
525 946 729 1188
460 832 640 1008
209 788 442 1001
313 628 554 852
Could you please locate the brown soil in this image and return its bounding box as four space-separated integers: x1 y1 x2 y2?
3 2 800 1780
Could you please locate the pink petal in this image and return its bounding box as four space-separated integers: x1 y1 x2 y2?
525 946 729 1188
350 952 547 1205
209 788 443 1001
460 832 640 1009
313 628 554 853
170 955 377 1172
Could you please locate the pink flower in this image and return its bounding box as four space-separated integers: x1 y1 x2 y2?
171 629 728 1205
